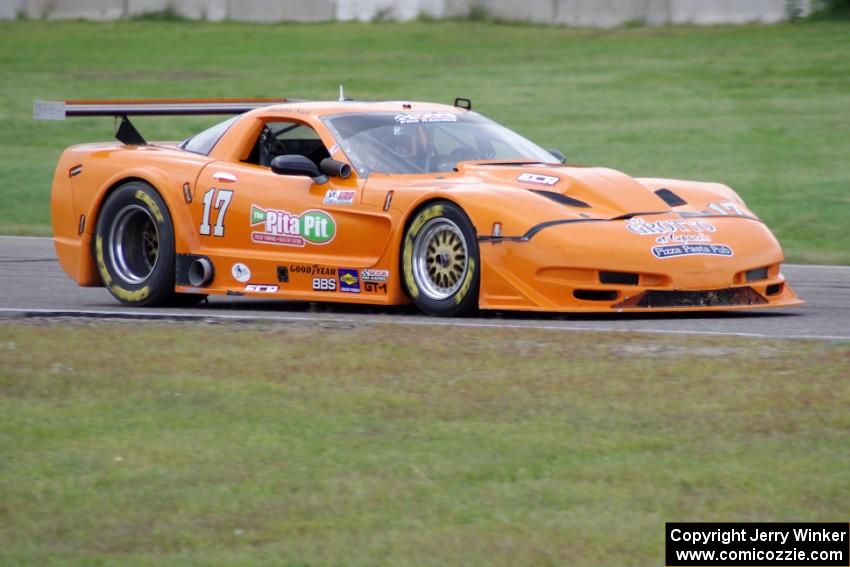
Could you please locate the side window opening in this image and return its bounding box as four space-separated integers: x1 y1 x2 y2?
243 121 330 168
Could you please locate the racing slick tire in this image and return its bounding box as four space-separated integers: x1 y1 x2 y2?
402 200 480 316
94 181 205 307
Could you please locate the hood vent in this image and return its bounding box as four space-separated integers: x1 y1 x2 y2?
654 188 687 207
532 190 590 208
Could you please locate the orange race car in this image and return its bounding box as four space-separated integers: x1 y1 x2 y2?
36 96 802 316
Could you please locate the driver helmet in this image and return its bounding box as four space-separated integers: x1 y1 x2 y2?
387 125 418 159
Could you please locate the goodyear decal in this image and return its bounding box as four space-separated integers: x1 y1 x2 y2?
290 264 337 276
403 238 418 298
455 258 476 305
95 235 112 286
97 234 150 302
135 190 164 223
403 204 444 299
109 284 150 302
408 204 443 236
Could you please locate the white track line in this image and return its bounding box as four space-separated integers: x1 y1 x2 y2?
0 235 53 240
1 307 847 341
786 264 850 270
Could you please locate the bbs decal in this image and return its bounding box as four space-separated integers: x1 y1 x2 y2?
312 278 337 291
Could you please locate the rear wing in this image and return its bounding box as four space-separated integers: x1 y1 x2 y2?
33 97 290 145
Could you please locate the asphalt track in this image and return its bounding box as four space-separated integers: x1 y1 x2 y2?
1 235 847 341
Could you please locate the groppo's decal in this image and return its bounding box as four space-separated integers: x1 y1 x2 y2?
628 218 734 259
323 190 356 206
517 173 559 186
338 269 361 293
652 244 734 259
251 206 335 246
627 218 718 244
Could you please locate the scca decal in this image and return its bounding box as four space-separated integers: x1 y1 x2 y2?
361 269 389 283
250 206 335 247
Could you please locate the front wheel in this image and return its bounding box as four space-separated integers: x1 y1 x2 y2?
401 201 480 316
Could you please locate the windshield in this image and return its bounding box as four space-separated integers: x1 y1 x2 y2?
322 112 559 175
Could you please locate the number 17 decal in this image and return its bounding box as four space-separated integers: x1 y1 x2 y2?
708 201 745 216
200 188 233 237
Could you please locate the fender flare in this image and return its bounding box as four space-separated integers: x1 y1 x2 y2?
87 166 200 251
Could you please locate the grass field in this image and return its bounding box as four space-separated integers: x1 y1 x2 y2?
0 20 848 262
1 319 848 566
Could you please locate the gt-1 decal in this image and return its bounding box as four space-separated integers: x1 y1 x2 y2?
323 190 356 206
517 173 559 186
250 205 335 247
364 282 388 294
312 278 337 291
245 284 279 293
652 244 734 259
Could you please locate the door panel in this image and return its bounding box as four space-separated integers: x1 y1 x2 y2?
190 161 393 294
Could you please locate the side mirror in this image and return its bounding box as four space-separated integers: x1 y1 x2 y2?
547 149 566 164
270 155 328 184
320 158 352 179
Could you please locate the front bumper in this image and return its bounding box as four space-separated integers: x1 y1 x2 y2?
477 217 803 313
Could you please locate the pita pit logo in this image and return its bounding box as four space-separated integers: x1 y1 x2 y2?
250 206 335 247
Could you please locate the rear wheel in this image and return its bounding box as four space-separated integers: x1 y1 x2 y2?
94 181 205 307
401 201 480 316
